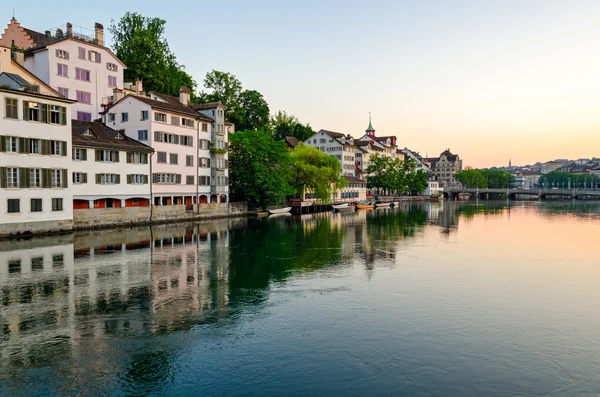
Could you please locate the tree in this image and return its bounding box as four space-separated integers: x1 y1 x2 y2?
288 144 346 202
237 90 270 131
199 70 243 119
408 169 429 194
539 171 599 189
270 110 299 141
109 12 196 96
229 130 293 210
366 154 394 195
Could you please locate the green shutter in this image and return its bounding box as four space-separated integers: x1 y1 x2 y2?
95 150 100 161
22 101 29 121
42 169 50 188
41 140 50 155
20 168 30 188
82 149 88 161
41 104 48 123
60 106 67 125
115 174 120 184
61 141 67 156
62 169 68 188
82 173 87 183
0 136 5 152
114 151 120 163
127 153 132 163
96 174 101 184
127 174 132 184
144 175 148 184
19 138 28 153
0 167 5 188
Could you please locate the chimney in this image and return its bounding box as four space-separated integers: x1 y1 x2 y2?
113 88 124 103
94 22 104 46
135 79 143 96
179 86 190 106
12 50 24 66
45 30 51 39
66 23 73 37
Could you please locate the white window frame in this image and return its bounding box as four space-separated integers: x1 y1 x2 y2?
51 169 62 188
30 168 41 188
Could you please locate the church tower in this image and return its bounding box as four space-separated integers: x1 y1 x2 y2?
509 159 512 168
366 113 375 138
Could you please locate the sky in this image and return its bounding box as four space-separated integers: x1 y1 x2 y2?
5 0 600 167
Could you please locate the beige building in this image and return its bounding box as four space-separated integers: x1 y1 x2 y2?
424 149 463 188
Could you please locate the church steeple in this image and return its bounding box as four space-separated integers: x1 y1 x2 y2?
366 112 375 137
509 158 512 168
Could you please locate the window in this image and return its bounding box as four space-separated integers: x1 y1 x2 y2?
199 157 210 168
6 168 19 187
6 136 18 152
76 91 91 104
186 175 195 185
138 130 148 141
77 111 92 121
72 172 86 184
154 132 179 144
57 63 68 77
7 199 20 213
30 198 42 212
141 110 148 120
152 173 181 184
98 174 119 184
154 112 167 122
127 152 148 164
180 136 193 146
56 49 69 59
182 118 194 127
52 198 63 211
171 116 180 126
26 101 40 121
202 123 208 132
108 76 117 87
169 153 178 164
5 98 18 119
88 50 101 63
97 150 118 162
51 169 62 187
121 112 128 122
51 141 64 156
198 176 211 186
108 113 116 122
107 62 118 72
75 68 91 82
30 139 40 154
186 155 194 166
78 46 86 59
157 152 167 163
50 105 61 124
30 169 41 187
128 174 147 184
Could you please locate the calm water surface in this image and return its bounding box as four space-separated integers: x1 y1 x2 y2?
2 201 600 396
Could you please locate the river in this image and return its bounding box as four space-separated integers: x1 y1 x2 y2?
1 200 600 396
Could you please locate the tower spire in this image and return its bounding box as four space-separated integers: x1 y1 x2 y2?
366 112 375 137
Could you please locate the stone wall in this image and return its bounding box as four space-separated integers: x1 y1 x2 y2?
0 219 73 238
72 202 248 230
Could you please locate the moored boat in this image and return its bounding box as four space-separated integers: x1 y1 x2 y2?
268 207 292 214
356 203 374 210
332 203 350 210
374 202 391 208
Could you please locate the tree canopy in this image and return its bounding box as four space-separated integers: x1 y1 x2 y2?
270 110 314 142
109 12 196 97
288 144 347 202
539 171 599 188
366 154 428 195
455 169 515 188
228 130 293 210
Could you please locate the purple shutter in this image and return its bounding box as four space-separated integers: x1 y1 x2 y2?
55 49 59 57
65 51 69 60
76 68 80 80
88 50 91 61
97 53 101 63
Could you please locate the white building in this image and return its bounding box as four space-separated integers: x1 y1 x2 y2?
426 181 442 196
0 18 125 121
0 81 75 236
104 87 229 205
71 120 153 210
304 129 362 177
357 116 400 161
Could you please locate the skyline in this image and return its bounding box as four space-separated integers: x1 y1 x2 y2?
5 0 600 167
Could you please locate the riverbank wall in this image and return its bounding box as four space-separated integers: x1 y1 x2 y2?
0 202 249 239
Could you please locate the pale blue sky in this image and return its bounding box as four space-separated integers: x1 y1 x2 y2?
6 1 600 166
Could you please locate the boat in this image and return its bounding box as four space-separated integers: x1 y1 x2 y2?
268 207 292 215
332 203 350 210
355 203 374 210
374 202 391 208
333 204 355 212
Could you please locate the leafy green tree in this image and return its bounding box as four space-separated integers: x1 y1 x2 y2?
109 12 196 96
455 169 486 188
292 122 315 142
270 110 298 141
229 130 293 210
288 144 346 201
199 70 243 121
539 171 599 189
408 169 429 194
237 90 270 131
366 154 394 195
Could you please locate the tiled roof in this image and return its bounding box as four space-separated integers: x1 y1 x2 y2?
285 136 299 148
25 37 127 67
440 150 458 162
190 101 224 110
355 141 371 147
2 72 31 87
115 95 202 119
72 120 153 152
319 129 345 139
22 27 47 46
149 92 214 121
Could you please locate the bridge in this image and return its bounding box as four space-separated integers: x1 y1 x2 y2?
443 187 600 200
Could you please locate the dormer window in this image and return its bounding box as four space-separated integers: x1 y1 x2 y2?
115 133 124 139
83 129 92 136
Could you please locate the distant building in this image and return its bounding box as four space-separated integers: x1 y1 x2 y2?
426 181 442 196
541 161 562 174
424 149 463 188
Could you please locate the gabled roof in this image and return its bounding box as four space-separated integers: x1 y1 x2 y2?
111 94 203 119
72 120 153 152
343 175 367 184
22 27 47 46
25 37 127 67
440 150 458 162
149 91 214 121
190 101 224 111
284 136 299 148
374 136 396 142
318 129 345 139
1 72 30 87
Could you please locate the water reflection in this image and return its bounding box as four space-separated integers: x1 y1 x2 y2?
1 200 599 395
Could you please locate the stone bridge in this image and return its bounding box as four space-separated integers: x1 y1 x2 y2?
443 188 600 200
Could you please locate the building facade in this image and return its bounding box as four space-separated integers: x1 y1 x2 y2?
71 120 153 209
0 18 125 121
0 84 75 235
424 149 463 188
